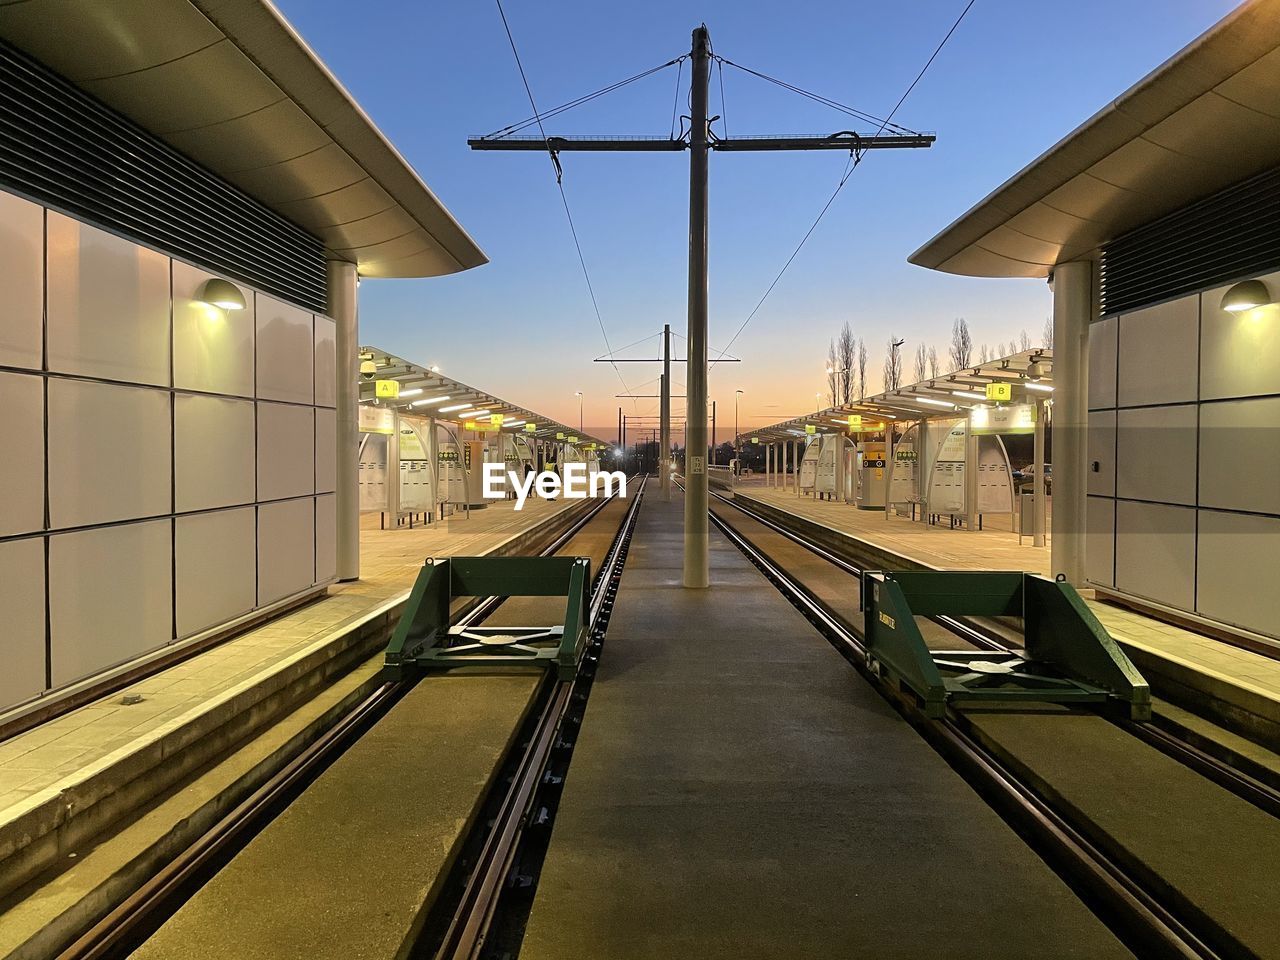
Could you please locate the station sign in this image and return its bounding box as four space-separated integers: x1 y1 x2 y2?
489 413 504 430
374 379 400 399
847 414 862 430
358 405 394 435
805 424 816 435
568 435 579 443
751 437 759 444
525 423 537 433
556 432 565 440
971 402 1035 435
985 382 1012 402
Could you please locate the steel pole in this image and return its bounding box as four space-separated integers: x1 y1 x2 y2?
327 260 360 581
1033 396 1046 547
661 323 671 498
1051 260 1091 583
683 24 711 588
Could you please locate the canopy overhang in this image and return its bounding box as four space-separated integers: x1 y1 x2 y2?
909 0 1280 278
0 0 487 278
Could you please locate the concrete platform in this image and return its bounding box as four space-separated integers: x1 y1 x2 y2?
0 496 592 912
736 484 1280 748
519 493 1129 959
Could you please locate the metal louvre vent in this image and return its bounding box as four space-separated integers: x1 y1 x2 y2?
1100 164 1280 317
0 38 327 313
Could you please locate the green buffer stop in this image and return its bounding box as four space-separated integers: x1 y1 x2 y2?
384 556 591 681
861 571 1151 720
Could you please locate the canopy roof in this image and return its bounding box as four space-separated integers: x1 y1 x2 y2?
0 0 486 278
909 0 1280 278
750 349 1053 442
359 346 611 448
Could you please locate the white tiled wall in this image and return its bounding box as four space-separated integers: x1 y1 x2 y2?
0 187 339 712
1090 275 1280 639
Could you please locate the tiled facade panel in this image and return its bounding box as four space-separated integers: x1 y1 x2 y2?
0 537 47 708
256 294 314 405
1092 278 1280 639
0 186 338 712
0 370 45 537
258 498 315 605
48 378 172 528
1200 270 1280 401
1115 405 1197 506
1198 397 1280 516
49 519 173 686
1116 296 1198 408
175 394 256 512
1196 510 1280 638
46 213 171 387
0 191 44 371
176 507 257 639
1114 501 1196 612
1086 409 1115 498
173 260 256 398
258 402 316 502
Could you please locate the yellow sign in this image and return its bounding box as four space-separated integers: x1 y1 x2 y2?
805 424 816 435
751 437 759 444
568 435 579 444
985 382 1012 402
525 423 537 433
847 414 862 430
464 420 480 431
374 379 400 399
489 413 504 430
556 432 565 440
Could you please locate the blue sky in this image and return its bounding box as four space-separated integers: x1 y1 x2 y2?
278 0 1238 437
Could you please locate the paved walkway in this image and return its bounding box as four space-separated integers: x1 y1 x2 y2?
0 499 579 819
736 483 1280 730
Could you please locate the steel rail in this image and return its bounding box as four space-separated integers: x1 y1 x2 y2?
57 480 641 960
431 475 646 960
709 488 1280 819
701 491 1226 960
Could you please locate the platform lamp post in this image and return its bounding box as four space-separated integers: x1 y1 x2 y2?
734 389 743 466
575 391 583 433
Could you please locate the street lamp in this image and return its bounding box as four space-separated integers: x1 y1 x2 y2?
815 392 822 412
574 391 583 432
734 389 744 463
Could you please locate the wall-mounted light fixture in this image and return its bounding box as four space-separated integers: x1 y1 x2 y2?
1221 278 1272 313
196 278 246 311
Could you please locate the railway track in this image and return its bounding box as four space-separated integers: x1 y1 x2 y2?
57 478 645 960
697 483 1278 960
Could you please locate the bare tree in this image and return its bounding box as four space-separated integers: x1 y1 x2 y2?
948 318 972 371
856 338 868 399
912 342 928 383
826 338 839 406
836 322 856 405
1018 328 1033 351
978 343 991 364
928 346 939 379
1041 315 1054 350
883 337 904 391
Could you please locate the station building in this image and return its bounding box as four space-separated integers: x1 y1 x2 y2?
911 0 1280 646
0 1 486 714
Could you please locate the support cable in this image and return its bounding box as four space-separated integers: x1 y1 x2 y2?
492 0 637 406
712 0 977 369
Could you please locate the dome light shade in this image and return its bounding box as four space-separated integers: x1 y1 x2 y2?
197 278 246 311
1221 279 1271 313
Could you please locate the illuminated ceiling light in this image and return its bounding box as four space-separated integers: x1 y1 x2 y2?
438 403 472 413
916 397 955 408
196 278 245 311
399 388 424 398
411 394 451 407
1221 278 1272 313
463 409 491 418
951 390 982 399
1024 383 1054 393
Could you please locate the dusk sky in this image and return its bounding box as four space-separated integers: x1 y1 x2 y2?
278 0 1238 440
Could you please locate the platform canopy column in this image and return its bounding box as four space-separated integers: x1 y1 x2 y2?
1051 260 1092 585
328 259 360 582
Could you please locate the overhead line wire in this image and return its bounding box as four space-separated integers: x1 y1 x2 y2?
712 0 977 369
492 0 637 407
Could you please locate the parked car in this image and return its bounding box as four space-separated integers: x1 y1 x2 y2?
1013 464 1052 495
